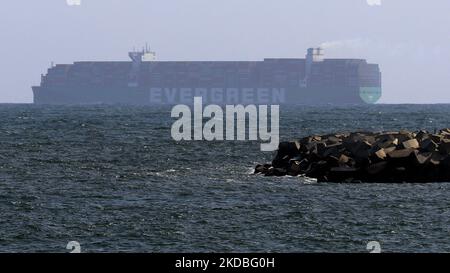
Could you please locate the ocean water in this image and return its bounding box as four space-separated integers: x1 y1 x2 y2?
1 104 450 253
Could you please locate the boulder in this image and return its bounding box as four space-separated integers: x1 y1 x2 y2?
325 135 342 145
330 166 359 172
328 166 360 182
402 139 420 149
367 161 388 175
254 164 271 174
338 154 350 164
256 128 450 183
265 167 287 177
414 151 432 165
374 137 398 149
383 146 397 154
277 141 301 157
346 140 372 159
294 141 301 151
439 139 450 154
430 152 443 165
439 128 450 137
316 142 328 157
305 160 329 179
374 148 387 160
396 131 414 142
322 143 344 158
420 138 438 152
415 130 430 141
430 134 443 143
387 148 415 159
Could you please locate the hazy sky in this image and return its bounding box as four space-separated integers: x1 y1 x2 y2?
1 0 449 103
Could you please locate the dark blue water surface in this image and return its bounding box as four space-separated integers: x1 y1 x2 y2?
1 104 450 253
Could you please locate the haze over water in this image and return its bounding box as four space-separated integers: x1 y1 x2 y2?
1 0 450 103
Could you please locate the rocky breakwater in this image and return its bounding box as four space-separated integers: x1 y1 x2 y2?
255 129 450 183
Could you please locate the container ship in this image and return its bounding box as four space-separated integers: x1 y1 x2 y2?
32 47 382 105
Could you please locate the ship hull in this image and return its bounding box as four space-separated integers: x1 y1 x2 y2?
33 86 379 105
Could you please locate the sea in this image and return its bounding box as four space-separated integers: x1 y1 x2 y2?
1 104 450 253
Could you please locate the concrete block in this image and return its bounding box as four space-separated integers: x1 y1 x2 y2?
402 139 419 149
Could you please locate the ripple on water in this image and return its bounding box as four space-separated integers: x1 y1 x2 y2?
1 104 450 252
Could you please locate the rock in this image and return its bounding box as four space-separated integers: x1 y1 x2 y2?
305 141 326 155
328 166 360 182
254 164 265 174
277 141 301 157
361 135 376 144
387 148 415 159
265 167 287 177
338 154 350 164
383 146 397 154
374 137 398 149
255 163 273 174
305 160 329 179
439 128 450 137
414 151 432 165
328 135 342 143
415 130 430 141
272 141 302 168
394 167 407 172
287 162 302 176
287 159 308 176
374 148 387 160
330 166 359 172
440 156 450 178
322 143 344 158
396 131 414 142
304 142 316 152
325 155 340 166
316 142 328 157
402 139 420 149
430 152 443 165
439 139 450 154
367 161 388 175
430 134 443 143
255 128 450 183
272 154 289 168
346 140 372 159
420 138 438 152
